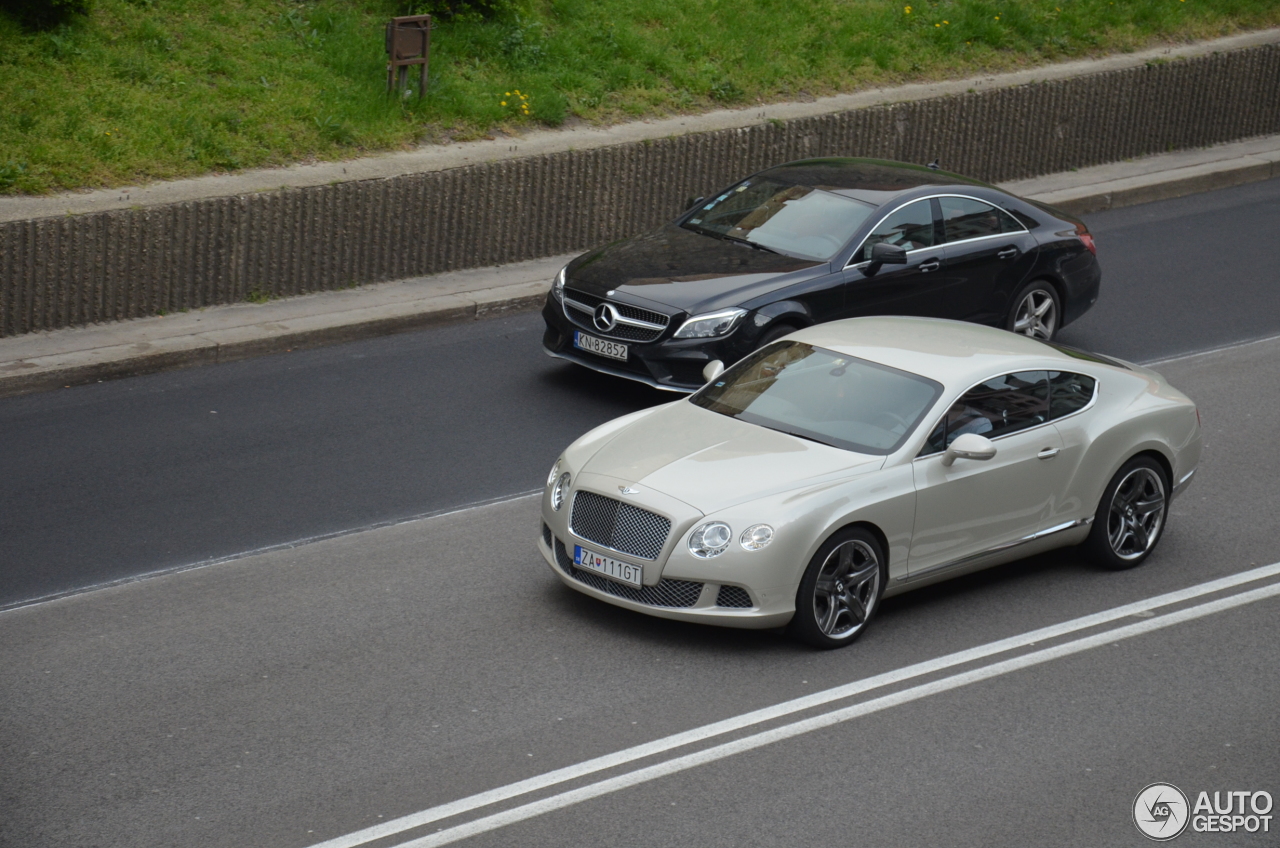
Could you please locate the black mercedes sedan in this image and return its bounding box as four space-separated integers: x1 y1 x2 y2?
541 157 1100 392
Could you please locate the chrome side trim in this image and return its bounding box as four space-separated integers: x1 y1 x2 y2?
542 346 692 393
895 516 1093 583
1172 467 1197 500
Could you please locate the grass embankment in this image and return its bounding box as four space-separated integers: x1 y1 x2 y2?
2 0 1278 195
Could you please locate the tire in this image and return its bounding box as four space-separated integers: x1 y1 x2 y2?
1083 456 1170 570
788 527 887 649
756 322 798 349
1005 280 1061 340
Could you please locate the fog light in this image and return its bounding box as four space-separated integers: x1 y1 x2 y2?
740 524 774 551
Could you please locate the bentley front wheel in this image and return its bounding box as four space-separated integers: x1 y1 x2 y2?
788 528 886 649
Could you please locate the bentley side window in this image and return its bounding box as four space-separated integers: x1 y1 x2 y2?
921 371 1050 454
1048 371 1097 419
939 196 1022 243
859 200 936 259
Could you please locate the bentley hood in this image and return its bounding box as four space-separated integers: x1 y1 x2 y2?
578 400 883 514
565 223 827 313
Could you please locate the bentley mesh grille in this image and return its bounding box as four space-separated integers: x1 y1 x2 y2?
554 537 702 608
716 585 753 608
570 491 671 560
541 522 552 548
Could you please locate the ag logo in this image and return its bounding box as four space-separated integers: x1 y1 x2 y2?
1134 783 1190 841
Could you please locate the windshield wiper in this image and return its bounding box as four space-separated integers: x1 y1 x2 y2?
721 234 781 254
681 222 783 255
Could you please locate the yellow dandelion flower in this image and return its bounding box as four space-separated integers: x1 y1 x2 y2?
935 23 940 27
505 91 511 95
501 101 507 106
943 20 949 24
904 5 911 13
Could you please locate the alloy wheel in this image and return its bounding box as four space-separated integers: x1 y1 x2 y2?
1106 467 1166 560
812 539 881 638
1013 289 1057 339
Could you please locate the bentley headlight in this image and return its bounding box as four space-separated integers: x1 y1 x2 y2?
673 308 747 339
550 266 567 303
740 524 774 551
689 521 732 558
551 472 571 511
547 459 562 488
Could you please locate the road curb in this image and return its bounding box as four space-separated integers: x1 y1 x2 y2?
0 285 552 398
1032 155 1279 215
1 145 1277 400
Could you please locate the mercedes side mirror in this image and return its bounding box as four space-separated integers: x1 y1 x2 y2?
685 195 706 212
941 433 997 467
869 242 908 265
702 360 725 383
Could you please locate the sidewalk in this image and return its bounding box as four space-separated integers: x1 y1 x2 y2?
2 133 1278 398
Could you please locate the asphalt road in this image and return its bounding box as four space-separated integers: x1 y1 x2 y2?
1 178 1278 610
2 332 1277 848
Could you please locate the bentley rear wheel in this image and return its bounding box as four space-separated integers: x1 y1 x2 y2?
788 528 886 649
1085 456 1169 570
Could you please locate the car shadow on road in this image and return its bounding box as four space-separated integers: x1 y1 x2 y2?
535 360 678 411
533 545 1114 661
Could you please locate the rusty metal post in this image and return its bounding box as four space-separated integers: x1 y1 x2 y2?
386 14 431 100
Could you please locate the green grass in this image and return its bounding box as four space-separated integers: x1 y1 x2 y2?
2 0 1279 194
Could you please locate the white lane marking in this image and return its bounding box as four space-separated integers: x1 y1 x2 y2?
395 579 1280 848
0 489 541 615
307 560 1280 848
1141 329 1280 366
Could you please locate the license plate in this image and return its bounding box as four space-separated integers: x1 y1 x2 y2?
574 545 643 587
574 331 628 362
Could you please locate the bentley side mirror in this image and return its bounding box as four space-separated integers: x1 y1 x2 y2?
702 360 725 383
941 433 997 467
685 195 706 212
869 242 908 265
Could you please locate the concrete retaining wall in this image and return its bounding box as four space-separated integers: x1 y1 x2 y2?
3 43 1279 337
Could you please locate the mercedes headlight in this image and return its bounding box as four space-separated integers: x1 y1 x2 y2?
673 308 748 339
740 524 774 551
688 521 732 558
550 266 567 302
551 472 571 511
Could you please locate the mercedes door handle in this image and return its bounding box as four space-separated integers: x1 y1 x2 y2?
997 247 1019 260
1038 447 1060 460
919 260 941 272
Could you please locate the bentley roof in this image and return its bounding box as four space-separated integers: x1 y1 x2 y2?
789 316 1119 387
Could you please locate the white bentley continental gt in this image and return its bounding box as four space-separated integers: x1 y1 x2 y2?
538 317 1201 648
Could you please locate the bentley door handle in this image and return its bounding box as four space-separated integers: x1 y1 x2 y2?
1038 447 1061 460
919 260 941 272
997 247 1018 260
